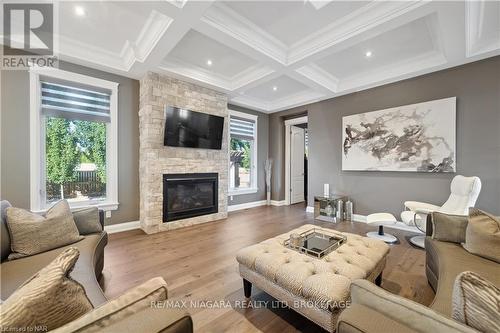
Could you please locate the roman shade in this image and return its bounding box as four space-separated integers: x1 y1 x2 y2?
41 81 111 122
230 116 255 140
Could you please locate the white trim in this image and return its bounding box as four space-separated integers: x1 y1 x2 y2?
31 201 119 215
228 200 267 212
271 200 287 206
284 116 309 126
104 221 140 234
228 109 258 194
228 188 258 196
29 67 119 212
285 116 308 205
306 206 314 213
229 110 258 121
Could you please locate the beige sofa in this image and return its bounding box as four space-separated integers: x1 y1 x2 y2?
337 212 499 333
0 200 192 332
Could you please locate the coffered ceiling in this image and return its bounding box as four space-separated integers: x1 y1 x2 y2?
28 1 500 112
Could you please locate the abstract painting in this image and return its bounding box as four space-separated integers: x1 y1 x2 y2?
342 97 456 172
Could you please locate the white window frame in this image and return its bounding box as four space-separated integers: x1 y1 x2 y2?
29 67 119 212
228 110 258 196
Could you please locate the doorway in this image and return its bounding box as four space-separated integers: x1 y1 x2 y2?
285 116 308 206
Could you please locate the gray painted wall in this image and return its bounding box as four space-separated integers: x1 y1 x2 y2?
1 61 140 225
270 56 500 216
227 104 269 206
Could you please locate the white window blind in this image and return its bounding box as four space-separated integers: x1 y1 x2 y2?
230 116 255 140
41 81 111 122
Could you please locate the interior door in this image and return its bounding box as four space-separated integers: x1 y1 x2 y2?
290 126 305 204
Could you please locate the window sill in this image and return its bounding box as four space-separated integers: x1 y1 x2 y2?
32 201 119 214
229 188 258 196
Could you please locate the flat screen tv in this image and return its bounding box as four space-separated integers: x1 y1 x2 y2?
164 106 224 150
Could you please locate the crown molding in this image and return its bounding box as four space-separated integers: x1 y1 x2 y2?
308 0 334 11
121 10 173 70
271 90 325 112
200 2 288 65
166 0 187 9
230 89 324 113
295 64 339 93
339 50 447 92
466 0 500 58
159 58 233 91
59 35 127 71
55 10 173 74
231 65 276 90
288 0 429 65
230 95 271 113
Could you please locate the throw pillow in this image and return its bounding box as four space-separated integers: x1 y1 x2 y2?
462 208 500 263
0 247 93 331
431 212 468 243
452 271 500 333
72 207 103 235
6 200 83 259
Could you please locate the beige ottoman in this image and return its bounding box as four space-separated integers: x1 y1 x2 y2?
236 224 389 332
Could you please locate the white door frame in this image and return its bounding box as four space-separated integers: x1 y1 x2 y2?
284 116 308 205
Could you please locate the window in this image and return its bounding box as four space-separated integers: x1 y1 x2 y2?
30 68 118 211
229 110 258 195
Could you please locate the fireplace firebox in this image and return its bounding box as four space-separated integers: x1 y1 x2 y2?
163 173 218 222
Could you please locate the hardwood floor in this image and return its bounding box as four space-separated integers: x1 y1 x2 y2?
102 204 435 333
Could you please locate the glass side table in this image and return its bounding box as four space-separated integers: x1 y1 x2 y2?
314 195 348 223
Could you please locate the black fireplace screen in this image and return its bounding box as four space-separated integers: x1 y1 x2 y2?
163 173 218 222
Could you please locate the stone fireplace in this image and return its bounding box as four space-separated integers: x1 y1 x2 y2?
139 72 228 234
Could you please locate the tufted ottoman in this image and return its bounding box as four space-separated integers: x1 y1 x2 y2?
236 224 390 332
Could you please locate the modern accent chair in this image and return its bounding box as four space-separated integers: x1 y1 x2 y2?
401 175 481 248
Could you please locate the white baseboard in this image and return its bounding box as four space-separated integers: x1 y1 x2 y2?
271 200 287 206
104 221 140 234
306 206 314 213
228 200 267 212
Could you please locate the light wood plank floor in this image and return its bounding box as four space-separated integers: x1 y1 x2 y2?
102 204 435 332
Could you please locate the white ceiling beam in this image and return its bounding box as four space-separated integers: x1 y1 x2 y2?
195 2 288 67
127 0 216 77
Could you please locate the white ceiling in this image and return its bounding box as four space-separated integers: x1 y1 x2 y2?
13 0 500 113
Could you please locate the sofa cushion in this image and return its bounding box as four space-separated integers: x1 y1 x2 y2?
425 238 500 317
1 233 108 307
0 247 93 331
462 209 500 263
337 303 419 333
6 200 83 259
72 207 103 235
51 277 191 333
1 200 12 261
431 212 468 243
452 271 500 333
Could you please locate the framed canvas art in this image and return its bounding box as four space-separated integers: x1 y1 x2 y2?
342 97 456 172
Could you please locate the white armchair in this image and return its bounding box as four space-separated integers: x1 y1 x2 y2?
401 175 482 248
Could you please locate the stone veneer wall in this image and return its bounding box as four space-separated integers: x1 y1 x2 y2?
139 72 228 234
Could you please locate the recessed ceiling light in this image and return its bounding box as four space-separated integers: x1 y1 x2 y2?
74 6 86 17
365 51 373 58
206 59 213 66
272 86 278 91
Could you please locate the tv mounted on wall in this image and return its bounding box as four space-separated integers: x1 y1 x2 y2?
164 106 224 150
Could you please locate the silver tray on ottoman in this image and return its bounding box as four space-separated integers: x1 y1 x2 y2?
284 228 347 258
